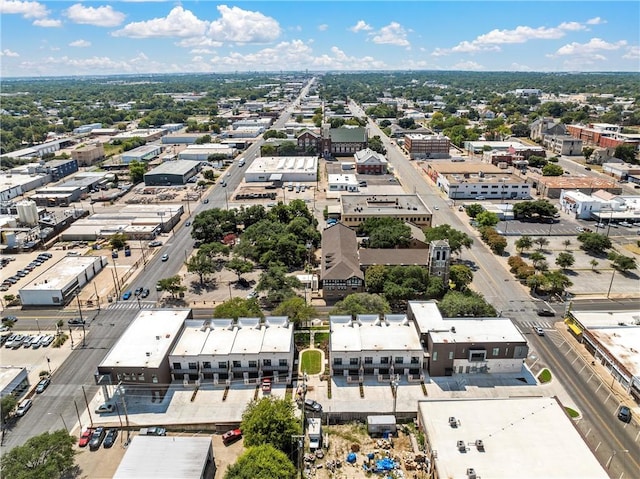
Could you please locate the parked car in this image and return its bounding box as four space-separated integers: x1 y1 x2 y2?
617 405 632 423
68 318 85 325
95 403 115 414
140 426 166 436
141 288 150 298
89 427 106 450
534 327 545 336
122 291 132 300
103 428 118 448
16 399 32 417
304 399 322 413
261 378 272 393
78 428 94 447
36 377 51 393
185 221 191 227
41 335 54 347
222 428 243 445
134 287 143 296
1 315 18 323
247 290 258 299
148 240 163 247
536 308 555 317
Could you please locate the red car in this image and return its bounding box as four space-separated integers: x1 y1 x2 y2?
78 428 93 447
222 428 242 446
261 378 272 394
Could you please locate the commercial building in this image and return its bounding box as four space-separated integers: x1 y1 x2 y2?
440 171 531 200
244 156 318 183
565 310 640 402
328 174 359 192
73 123 102 134
543 135 583 156
72 143 105 166
19 255 107 306
178 143 236 161
112 128 166 143
161 133 207 145
418 397 608 479
2 138 75 160
168 317 295 385
404 134 451 159
121 144 163 164
526 174 620 199
144 160 198 186
602 162 640 182
0 366 29 400
567 123 640 150
408 301 528 376
114 436 214 479
330 315 424 380
96 309 192 396
354 148 389 174
340 194 433 228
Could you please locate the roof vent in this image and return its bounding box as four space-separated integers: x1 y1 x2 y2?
146 352 151 357
467 468 477 479
475 439 484 451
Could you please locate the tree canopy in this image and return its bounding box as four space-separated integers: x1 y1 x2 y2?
358 217 412 249
224 444 296 479
0 430 76 479
331 293 391 317
512 200 557 220
240 397 300 455
272 296 316 326
422 224 473 256
213 297 264 319
437 290 497 317
577 232 612 255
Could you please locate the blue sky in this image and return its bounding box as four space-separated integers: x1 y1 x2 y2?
1 1 638 77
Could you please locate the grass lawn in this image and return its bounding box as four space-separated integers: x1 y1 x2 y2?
300 349 322 375
565 407 580 418
538 368 552 383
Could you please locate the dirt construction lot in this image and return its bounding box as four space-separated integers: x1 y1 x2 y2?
305 423 427 479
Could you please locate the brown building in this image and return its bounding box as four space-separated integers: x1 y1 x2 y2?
322 127 368 158
404 133 451 159
321 223 364 301
296 129 322 155
340 194 433 229
354 148 388 174
71 143 105 166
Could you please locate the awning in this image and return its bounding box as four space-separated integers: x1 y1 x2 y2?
565 319 582 335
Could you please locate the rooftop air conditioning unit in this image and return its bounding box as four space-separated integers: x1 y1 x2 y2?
467 468 477 479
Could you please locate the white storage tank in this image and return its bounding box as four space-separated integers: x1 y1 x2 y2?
16 200 39 226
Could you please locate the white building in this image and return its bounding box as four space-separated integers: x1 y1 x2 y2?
178 143 236 161
330 315 424 381
244 156 318 183
440 172 531 200
121 144 163 164
169 317 295 385
328 174 359 192
19 255 107 306
418 397 608 479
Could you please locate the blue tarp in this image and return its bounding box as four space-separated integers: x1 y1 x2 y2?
375 458 396 472
346 453 357 463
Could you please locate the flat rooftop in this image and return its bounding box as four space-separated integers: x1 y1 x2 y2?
0 366 25 393
330 315 422 353
428 161 504 175
100 309 190 369
445 172 526 185
113 436 211 479
431 318 526 344
146 160 196 175
247 156 318 174
22 256 104 291
341 194 431 216
419 397 609 479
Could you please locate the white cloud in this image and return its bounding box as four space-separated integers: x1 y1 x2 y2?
555 37 627 56
371 22 410 47
113 6 208 38
18 52 173 75
0 49 19 57
177 37 223 49
190 48 214 54
32 18 61 27
622 46 640 60
318 24 328 32
207 5 281 43
0 0 48 19
69 39 91 48
510 62 532 71
451 60 484 70
350 20 372 33
586 17 606 25
451 40 500 54
66 4 125 27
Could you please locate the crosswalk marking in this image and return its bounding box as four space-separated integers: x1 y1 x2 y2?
108 301 156 310
519 320 555 329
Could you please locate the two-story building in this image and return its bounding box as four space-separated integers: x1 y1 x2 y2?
322 127 368 158
321 223 364 302
354 148 388 174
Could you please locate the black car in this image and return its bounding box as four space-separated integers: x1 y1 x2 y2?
617 406 632 423
134 287 144 296
141 288 150 298
68 318 86 325
88 427 106 450
103 428 118 448
304 399 322 413
536 308 555 317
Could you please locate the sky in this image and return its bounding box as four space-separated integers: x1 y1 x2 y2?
0 1 639 77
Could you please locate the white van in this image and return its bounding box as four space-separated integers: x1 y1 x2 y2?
16 398 32 416
238 158 245 167
31 335 44 348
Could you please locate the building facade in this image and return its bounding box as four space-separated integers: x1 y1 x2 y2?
404 134 451 160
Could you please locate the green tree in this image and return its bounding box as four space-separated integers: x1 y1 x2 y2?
465 203 484 218
614 144 637 164
109 233 127 250
437 290 497 317
186 252 216 285
533 237 549 251
224 444 296 479
213 297 264 319
542 163 564 176
449 264 473 291
359 217 411 248
0 430 76 479
331 293 391 317
226 257 254 281
256 263 302 304
562 239 572 250
512 200 557 220
590 259 599 270
272 296 316 326
529 251 545 269
157 275 186 298
368 135 386 154
515 235 533 253
607 251 637 273
426 276 446 299
540 270 573 295
422 224 473 256
577 232 612 254
364 264 387 293
582 146 595 161
1 395 17 422
475 211 499 228
555 252 575 271
240 397 300 455
128 159 146 184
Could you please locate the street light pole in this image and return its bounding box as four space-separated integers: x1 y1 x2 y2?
606 269 617 299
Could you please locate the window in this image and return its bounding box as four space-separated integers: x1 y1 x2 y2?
279 359 288 367
365 357 373 364
350 358 359 366
249 361 257 368
116 374 122 381
188 362 197 370
411 357 419 364
202 361 211 369
233 361 241 368
492 347 500 356
123 373 131 381
381 357 389 364
152 375 158 384
432 351 438 361
263 359 271 366
172 362 181 370
218 361 227 369
334 357 343 365
138 373 145 381
394 357 404 364
469 350 487 362
448 351 454 360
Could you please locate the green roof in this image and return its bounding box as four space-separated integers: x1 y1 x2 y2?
329 127 367 143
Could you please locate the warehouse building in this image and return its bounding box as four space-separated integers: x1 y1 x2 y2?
340 194 433 228
244 156 318 183
178 143 236 161
144 160 198 186
19 254 107 306
121 144 163 164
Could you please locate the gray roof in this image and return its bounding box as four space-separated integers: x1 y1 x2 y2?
146 160 197 176
359 249 429 267
329 127 367 143
321 223 363 281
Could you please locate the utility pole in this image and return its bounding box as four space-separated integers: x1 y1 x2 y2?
82 385 94 427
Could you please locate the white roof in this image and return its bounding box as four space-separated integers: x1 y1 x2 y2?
419 397 609 479
431 318 525 344
21 256 104 291
100 309 189 368
113 436 211 479
330 315 422 354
